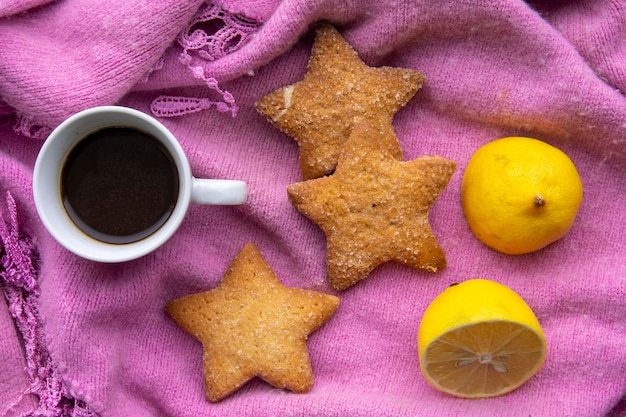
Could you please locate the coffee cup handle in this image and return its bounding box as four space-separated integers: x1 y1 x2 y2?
191 178 248 205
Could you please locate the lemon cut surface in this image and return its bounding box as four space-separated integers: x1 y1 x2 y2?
418 279 546 398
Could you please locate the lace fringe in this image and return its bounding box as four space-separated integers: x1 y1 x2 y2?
0 192 98 417
149 1 260 119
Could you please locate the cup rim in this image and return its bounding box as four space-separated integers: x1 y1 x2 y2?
33 106 193 263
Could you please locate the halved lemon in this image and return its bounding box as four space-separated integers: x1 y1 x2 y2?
417 279 546 398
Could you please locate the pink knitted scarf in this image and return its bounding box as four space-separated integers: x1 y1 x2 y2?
1 1 625 416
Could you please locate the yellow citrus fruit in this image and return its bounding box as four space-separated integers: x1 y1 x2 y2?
461 136 583 255
417 279 546 399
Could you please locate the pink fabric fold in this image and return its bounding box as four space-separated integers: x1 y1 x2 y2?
0 0 55 18
0 294 38 417
0 0 625 416
0 0 204 129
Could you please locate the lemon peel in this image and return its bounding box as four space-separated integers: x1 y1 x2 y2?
461 136 583 255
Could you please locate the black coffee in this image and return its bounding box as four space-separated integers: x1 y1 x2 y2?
61 127 179 244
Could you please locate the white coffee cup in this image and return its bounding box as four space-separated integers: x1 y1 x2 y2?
33 106 247 262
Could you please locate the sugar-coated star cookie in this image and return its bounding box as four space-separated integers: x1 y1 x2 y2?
256 24 425 180
287 121 456 291
165 243 340 402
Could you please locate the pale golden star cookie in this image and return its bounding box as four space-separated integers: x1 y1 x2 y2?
287 121 456 291
256 24 425 180
165 243 340 402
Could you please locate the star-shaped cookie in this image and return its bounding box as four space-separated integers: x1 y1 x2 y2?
287 121 456 291
165 243 340 402
256 24 425 180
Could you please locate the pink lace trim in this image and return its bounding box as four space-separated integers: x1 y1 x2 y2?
178 2 259 64
0 101 52 140
0 192 98 416
150 2 260 119
14 113 52 140
150 68 238 117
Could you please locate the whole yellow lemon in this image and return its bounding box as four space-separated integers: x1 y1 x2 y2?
418 279 546 398
461 137 583 255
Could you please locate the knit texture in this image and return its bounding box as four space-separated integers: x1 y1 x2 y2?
1 0 625 416
0 193 97 416
0 0 54 18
